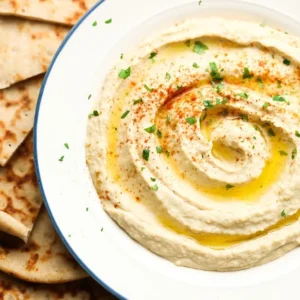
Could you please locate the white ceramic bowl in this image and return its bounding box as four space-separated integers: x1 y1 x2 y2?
34 0 300 299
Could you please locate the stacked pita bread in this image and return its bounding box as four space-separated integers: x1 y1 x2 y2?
0 1 113 298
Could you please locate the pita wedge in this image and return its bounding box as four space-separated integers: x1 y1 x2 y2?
0 0 98 25
0 17 69 89
0 132 42 241
0 272 95 299
0 206 88 283
0 75 43 166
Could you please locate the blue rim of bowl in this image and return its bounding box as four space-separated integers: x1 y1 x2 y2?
33 1 125 299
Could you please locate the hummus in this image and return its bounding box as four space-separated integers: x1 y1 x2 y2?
86 18 300 271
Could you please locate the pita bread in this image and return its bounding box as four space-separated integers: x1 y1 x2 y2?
0 132 42 241
0 75 43 166
0 17 69 89
0 206 88 283
0 272 93 299
0 0 98 25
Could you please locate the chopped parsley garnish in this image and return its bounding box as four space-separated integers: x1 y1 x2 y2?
165 72 171 81
141 167 145 171
193 41 208 54
226 184 234 190
283 58 291 65
142 149 150 161
166 114 171 124
157 129 162 138
133 98 143 105
105 18 112 24
242 67 254 79
144 84 154 92
272 95 286 102
238 92 249 99
216 98 222 105
193 62 199 68
292 148 297 159
281 210 286 218
101 227 104 232
240 114 248 122
89 110 99 118
121 110 130 119
58 155 64 162
186 117 197 125
295 130 300 138
216 83 224 93
253 136 257 140
151 177 156 182
151 184 159 191
149 52 157 59
267 128 276 137
144 124 156 133
257 78 264 88
209 62 223 82
88 94 92 100
118 67 131 79
177 85 183 90
222 97 228 104
92 21 97 26
156 146 163 153
64 143 69 149
279 150 288 156
86 207 89 212
120 53 124 59
184 40 191 47
198 0 202 4
262 102 269 109
204 100 214 108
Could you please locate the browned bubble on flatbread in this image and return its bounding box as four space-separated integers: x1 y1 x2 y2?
0 271 96 299
0 75 43 166
0 206 88 283
0 132 42 241
0 0 99 25
0 16 69 89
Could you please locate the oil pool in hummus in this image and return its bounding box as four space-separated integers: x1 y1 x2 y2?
86 18 300 271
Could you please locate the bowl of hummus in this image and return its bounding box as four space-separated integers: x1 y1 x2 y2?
86 7 300 272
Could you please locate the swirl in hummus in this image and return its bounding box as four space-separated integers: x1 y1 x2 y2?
86 18 300 271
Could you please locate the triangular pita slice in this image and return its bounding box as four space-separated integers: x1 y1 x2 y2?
0 75 43 166
0 132 42 241
0 0 98 25
0 206 88 283
0 17 69 89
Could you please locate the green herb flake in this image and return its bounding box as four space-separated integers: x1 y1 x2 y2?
92 21 97 26
295 130 300 138
283 58 291 65
216 98 222 105
238 92 249 99
149 52 157 59
262 102 269 109
209 62 223 82
157 129 162 139
204 100 214 108
144 84 154 92
120 53 124 59
198 0 202 4
118 67 131 79
186 117 197 125
64 143 69 149
279 150 288 156
86 207 89 212
156 146 163 153
240 114 248 122
121 110 130 119
151 177 156 182
216 83 224 93
193 62 199 68
292 148 297 159
257 78 264 88
193 41 208 54
105 18 112 24
58 155 64 162
242 67 254 79
165 72 171 81
141 167 145 171
226 184 234 190
88 110 99 118
221 97 229 105
281 210 286 218
184 40 191 47
101 227 104 232
253 136 257 140
272 95 286 102
166 114 171 124
68 234 71 238
144 124 156 133
142 149 150 161
88 94 92 100
177 85 183 90
133 98 143 105
267 128 276 137
151 184 159 191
